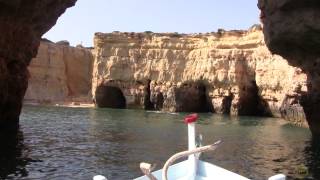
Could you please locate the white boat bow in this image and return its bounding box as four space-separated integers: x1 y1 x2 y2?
94 114 286 180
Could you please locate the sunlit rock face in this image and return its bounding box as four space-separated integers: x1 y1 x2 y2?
24 40 93 104
258 0 320 135
92 28 308 126
0 0 76 132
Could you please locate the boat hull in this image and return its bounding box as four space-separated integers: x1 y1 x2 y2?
134 160 249 180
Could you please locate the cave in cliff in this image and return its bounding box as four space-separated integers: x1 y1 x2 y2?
234 81 272 116
174 82 212 112
151 92 164 111
220 95 234 114
143 80 154 110
92 28 310 127
147 80 165 111
95 85 126 109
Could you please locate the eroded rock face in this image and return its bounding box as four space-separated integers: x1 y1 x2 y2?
92 28 308 126
0 0 76 132
24 40 93 104
258 0 320 135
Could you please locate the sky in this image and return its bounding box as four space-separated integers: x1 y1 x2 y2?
43 0 260 47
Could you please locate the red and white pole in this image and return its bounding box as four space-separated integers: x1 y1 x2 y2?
184 114 199 179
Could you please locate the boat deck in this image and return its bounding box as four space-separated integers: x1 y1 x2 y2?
134 160 249 180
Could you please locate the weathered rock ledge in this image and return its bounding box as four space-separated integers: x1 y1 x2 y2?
92 27 308 127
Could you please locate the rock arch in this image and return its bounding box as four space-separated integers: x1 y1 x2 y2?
95 85 126 109
0 0 76 134
2 0 320 137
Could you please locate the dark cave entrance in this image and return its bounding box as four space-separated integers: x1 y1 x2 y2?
143 80 154 110
175 82 212 112
149 92 164 111
154 92 164 110
221 94 234 114
237 80 271 116
95 85 126 108
144 80 165 111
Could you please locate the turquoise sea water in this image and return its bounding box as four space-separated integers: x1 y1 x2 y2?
1 105 319 180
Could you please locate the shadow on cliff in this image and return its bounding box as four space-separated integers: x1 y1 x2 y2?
0 130 32 179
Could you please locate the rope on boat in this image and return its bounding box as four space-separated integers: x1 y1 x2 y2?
140 162 158 180
162 140 222 180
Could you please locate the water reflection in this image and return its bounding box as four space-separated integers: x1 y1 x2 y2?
87 108 187 179
302 138 320 180
196 114 313 179
0 130 30 179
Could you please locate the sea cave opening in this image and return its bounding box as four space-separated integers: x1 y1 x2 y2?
94 85 126 109
175 82 212 113
222 94 234 114
237 80 272 116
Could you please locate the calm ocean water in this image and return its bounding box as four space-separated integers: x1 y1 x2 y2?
1 105 319 180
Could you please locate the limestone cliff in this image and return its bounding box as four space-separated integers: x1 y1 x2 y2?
258 0 320 135
92 27 308 127
25 40 93 104
0 0 76 132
